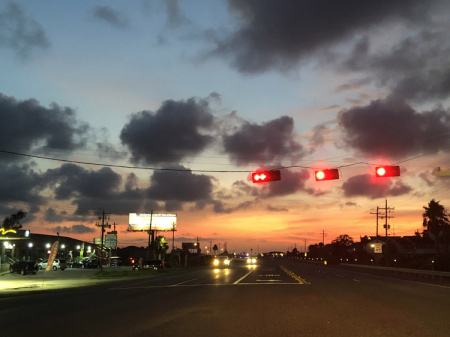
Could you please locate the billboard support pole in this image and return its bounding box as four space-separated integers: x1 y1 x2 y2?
147 211 153 259
172 223 175 253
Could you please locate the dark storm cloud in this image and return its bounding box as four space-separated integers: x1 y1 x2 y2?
147 165 214 202
0 2 50 59
164 0 190 28
44 208 66 223
338 97 450 158
309 124 328 148
43 164 122 200
344 29 450 103
0 163 46 211
91 6 128 29
120 97 215 165
223 116 306 165
0 94 90 159
212 199 261 214
342 174 412 199
263 169 314 198
53 224 95 234
216 0 432 73
42 164 148 216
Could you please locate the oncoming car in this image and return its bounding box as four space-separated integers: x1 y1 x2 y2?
212 256 231 268
246 257 258 265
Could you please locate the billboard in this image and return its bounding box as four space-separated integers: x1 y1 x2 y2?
129 213 177 231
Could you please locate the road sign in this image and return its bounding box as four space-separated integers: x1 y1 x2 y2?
105 235 117 248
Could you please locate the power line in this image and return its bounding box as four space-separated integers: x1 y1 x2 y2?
0 147 447 176
0 149 250 173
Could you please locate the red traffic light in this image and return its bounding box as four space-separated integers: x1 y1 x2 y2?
315 169 339 181
252 169 281 183
375 165 400 177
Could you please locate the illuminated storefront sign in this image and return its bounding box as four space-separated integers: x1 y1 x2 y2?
0 228 17 235
0 229 30 239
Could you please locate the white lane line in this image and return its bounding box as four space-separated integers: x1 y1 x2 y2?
110 282 304 290
233 269 255 284
175 277 203 285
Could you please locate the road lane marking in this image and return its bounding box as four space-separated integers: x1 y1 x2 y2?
110 283 304 290
233 269 255 284
280 265 310 284
175 277 204 285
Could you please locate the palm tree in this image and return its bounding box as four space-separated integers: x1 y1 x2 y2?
151 236 169 259
423 199 450 256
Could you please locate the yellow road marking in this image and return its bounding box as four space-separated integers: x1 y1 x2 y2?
280 265 310 284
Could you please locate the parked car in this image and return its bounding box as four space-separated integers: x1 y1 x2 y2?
110 257 122 267
81 258 100 269
69 260 84 268
10 260 39 275
38 258 67 271
132 259 164 271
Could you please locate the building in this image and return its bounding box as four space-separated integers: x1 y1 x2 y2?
1 229 97 264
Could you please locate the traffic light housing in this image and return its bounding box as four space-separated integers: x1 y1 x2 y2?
252 169 281 183
376 165 400 177
315 169 339 181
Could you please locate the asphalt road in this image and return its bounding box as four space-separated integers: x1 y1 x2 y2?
1 259 450 337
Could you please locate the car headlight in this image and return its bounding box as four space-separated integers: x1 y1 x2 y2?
252 258 257 264
213 259 219 266
224 259 230 265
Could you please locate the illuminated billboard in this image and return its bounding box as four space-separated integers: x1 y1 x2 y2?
129 213 177 231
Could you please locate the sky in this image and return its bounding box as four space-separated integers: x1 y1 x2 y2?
1 0 450 254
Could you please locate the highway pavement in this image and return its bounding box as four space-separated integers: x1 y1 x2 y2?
1 258 450 337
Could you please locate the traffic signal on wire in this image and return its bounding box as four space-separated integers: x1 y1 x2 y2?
252 169 281 183
315 169 339 181
375 165 400 177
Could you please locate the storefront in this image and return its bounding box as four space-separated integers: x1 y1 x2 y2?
0 228 31 264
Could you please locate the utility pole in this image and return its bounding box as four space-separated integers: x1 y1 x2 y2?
96 210 111 272
370 207 381 242
380 199 394 239
379 199 394 266
321 230 326 246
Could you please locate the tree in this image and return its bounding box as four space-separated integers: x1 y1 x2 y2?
331 234 354 248
151 236 169 259
331 234 354 259
213 244 218 256
2 210 27 230
423 199 450 256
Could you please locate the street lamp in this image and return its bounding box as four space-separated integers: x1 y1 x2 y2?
27 242 33 260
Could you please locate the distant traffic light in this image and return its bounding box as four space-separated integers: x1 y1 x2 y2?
375 165 400 177
252 169 281 183
315 169 339 181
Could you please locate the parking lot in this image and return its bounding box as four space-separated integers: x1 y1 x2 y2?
0 265 125 292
